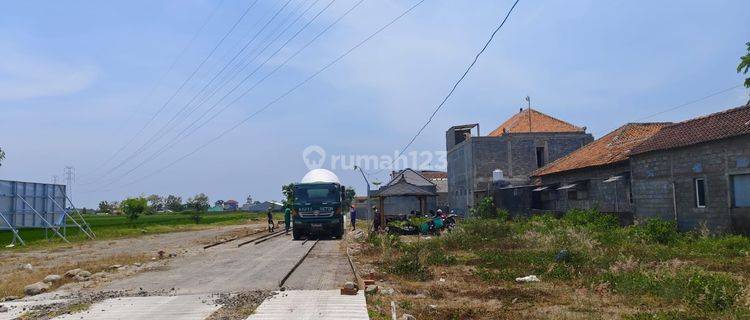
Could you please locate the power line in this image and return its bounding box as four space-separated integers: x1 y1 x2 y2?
370 0 521 177
110 0 426 190
81 0 227 178
85 0 332 190
630 84 742 123
80 0 262 186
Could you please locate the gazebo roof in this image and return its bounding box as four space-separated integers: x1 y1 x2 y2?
374 180 436 197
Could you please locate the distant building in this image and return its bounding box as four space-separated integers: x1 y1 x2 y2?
223 200 239 211
208 205 224 213
245 201 283 212
447 108 593 215
374 168 438 215
629 105 750 234
392 170 448 210
528 122 670 222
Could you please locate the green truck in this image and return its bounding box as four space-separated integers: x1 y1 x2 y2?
292 169 345 240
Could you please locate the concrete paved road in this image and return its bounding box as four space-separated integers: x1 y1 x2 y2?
104 233 317 294
8 232 366 319
247 290 368 320
283 240 353 290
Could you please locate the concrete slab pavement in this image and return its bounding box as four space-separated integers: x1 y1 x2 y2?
52 295 219 320
246 290 368 320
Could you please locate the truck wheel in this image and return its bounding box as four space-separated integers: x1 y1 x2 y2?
293 228 301 240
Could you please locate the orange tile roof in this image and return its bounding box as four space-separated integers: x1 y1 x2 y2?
533 122 671 176
631 104 750 155
488 108 585 136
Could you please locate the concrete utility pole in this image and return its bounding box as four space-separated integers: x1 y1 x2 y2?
64 166 75 202
353 166 372 219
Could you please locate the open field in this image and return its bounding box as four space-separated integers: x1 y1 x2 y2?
0 211 284 249
353 210 750 320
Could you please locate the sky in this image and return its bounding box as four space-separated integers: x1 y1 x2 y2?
1 0 748 208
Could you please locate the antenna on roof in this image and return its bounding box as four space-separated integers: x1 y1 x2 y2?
525 96 532 132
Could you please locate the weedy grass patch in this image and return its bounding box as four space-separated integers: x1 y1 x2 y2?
356 208 750 319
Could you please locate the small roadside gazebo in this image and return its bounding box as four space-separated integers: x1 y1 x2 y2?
373 178 437 217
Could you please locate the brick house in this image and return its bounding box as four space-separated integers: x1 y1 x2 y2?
446 108 593 215
630 104 750 234
528 123 670 222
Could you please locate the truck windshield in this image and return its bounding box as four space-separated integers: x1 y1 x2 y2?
295 184 340 203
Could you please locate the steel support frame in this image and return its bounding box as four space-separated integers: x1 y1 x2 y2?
17 195 69 243
0 209 25 246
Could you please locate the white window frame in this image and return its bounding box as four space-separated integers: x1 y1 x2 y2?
694 178 706 208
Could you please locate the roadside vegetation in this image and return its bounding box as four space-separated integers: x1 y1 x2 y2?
357 205 750 319
0 211 282 250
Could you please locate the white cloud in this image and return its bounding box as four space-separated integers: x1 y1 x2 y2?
0 43 97 101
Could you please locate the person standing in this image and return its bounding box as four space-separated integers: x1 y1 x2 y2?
267 207 275 232
284 208 292 234
372 206 381 232
349 205 357 231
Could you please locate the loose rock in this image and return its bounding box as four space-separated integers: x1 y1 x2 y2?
24 282 50 296
20 263 33 272
401 314 416 320
43 275 62 283
365 285 378 294
344 282 356 290
65 268 82 277
515 275 540 283
0 305 7 313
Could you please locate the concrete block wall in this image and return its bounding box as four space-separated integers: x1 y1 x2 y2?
631 135 750 234
535 163 633 222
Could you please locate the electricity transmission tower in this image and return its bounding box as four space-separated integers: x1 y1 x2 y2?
64 166 75 201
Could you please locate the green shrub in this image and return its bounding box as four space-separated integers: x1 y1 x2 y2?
637 219 679 244
497 209 510 221
563 208 619 230
121 197 148 222
685 272 742 311
472 196 498 219
388 251 430 281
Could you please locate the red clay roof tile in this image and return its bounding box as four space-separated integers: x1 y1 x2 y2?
631 104 750 155
488 108 585 136
533 122 671 176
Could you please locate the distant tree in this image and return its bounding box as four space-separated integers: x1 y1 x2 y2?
121 197 148 221
738 42 750 89
245 195 253 205
282 183 295 209
98 201 112 214
343 187 356 208
253 201 261 205
214 200 225 207
146 194 164 212
0 147 5 167
187 193 210 212
165 195 183 212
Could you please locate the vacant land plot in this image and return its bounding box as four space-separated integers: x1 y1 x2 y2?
0 211 281 249
354 210 750 319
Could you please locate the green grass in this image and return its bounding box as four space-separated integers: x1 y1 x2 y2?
0 211 282 249
363 208 750 319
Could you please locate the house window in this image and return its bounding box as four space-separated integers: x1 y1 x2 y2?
694 178 706 208
731 174 750 207
536 147 546 168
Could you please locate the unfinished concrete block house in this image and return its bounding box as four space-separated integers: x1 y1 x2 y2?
629 104 750 234
446 108 593 215
529 123 671 223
